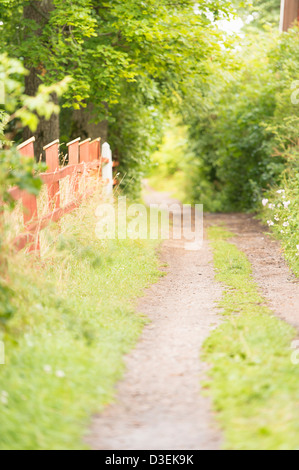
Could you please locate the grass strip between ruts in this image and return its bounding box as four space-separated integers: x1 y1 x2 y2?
203 226 299 450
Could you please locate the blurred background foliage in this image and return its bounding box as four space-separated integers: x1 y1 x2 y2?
0 54 68 214
179 27 299 212
147 117 193 202
0 0 298 259
0 0 232 172
233 0 281 30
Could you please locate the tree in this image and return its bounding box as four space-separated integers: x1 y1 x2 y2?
22 1 60 158
181 26 299 211
0 53 69 211
234 0 281 29
280 0 299 31
0 0 232 162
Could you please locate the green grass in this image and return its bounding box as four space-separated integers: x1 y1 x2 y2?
0 196 161 450
203 226 299 450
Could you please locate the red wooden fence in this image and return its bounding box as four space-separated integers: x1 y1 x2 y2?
8 136 118 254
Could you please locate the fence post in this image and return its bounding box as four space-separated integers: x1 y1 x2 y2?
90 138 102 186
67 137 81 195
79 139 91 196
67 137 81 165
44 140 60 211
90 138 101 161
17 137 39 252
79 138 91 163
102 142 113 195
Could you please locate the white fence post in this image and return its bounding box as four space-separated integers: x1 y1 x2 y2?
102 142 113 195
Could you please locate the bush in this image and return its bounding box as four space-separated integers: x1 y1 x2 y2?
184 29 299 212
0 54 69 216
261 169 299 276
108 81 164 199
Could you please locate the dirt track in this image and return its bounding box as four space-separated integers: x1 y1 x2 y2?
87 190 299 450
207 213 299 330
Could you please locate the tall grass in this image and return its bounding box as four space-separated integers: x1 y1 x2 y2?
0 185 161 449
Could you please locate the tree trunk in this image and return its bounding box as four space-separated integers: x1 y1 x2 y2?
280 0 299 31
72 104 108 143
23 0 59 161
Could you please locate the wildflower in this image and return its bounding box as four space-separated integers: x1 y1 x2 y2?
43 365 52 374
56 370 65 378
283 201 291 209
262 198 269 207
1 391 8 405
274 215 280 221
283 222 289 227
277 190 285 194
267 220 274 227
268 204 275 210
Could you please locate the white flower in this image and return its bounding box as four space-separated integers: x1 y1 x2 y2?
274 215 280 221
267 220 274 227
296 245 299 251
277 189 285 194
56 370 65 378
43 365 52 374
268 203 275 210
262 198 269 207
281 230 284 234
1 391 8 405
283 222 289 227
283 201 291 209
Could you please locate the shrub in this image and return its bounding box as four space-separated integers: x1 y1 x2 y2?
184 29 299 212
261 169 299 276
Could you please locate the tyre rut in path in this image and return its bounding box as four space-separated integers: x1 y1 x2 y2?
86 195 299 450
87 189 223 450
206 213 299 330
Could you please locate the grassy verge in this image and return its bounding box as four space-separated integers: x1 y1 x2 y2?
0 196 161 450
203 226 299 450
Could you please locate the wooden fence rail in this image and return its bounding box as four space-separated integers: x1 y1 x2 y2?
8 136 118 254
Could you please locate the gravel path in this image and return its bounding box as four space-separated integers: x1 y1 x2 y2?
87 189 223 450
86 194 299 451
207 214 299 329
